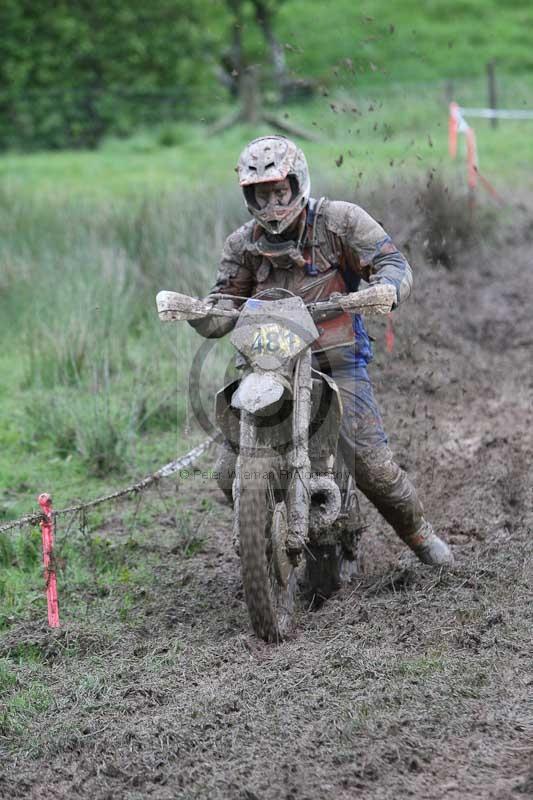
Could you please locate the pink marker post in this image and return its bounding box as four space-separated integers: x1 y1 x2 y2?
38 493 60 628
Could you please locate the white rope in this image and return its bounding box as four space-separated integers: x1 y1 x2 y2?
459 107 533 120
0 436 214 535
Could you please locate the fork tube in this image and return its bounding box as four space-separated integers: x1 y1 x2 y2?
239 410 257 455
286 348 312 549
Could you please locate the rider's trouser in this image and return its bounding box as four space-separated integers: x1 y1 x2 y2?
313 347 426 540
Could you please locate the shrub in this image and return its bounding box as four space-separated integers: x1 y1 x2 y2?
74 405 131 478
415 173 495 269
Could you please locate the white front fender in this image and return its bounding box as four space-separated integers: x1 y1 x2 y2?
231 373 286 415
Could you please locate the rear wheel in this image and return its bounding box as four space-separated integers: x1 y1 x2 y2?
237 453 300 642
304 465 361 607
304 540 358 608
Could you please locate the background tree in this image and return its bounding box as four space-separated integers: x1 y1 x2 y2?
251 0 290 99
217 0 299 104
0 0 223 150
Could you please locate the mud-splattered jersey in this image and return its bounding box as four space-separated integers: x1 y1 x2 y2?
200 198 412 361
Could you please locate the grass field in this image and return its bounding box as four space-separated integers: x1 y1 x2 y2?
1 72 532 197
0 186 245 529
276 0 533 82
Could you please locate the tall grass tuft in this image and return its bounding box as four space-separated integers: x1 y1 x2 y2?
319 172 498 271
1 185 245 384
415 173 496 268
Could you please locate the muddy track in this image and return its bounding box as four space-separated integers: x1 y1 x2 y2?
1 219 532 799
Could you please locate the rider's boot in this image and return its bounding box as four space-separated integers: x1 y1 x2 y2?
348 446 454 568
400 518 454 567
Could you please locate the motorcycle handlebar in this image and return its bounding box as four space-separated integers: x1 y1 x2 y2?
156 285 396 323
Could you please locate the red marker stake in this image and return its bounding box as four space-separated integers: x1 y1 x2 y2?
38 493 60 628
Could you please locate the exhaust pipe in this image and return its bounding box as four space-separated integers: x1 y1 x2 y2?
309 476 341 533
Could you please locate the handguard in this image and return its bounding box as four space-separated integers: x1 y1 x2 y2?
156 291 239 322
338 284 397 315
308 283 397 325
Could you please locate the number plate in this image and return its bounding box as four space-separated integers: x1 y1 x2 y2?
250 324 303 357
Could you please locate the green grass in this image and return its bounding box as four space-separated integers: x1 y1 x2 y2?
0 186 242 523
395 654 446 677
277 0 533 83
1 70 532 199
0 678 53 738
0 188 223 630
0 492 207 631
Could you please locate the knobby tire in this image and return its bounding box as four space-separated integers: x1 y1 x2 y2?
238 455 297 643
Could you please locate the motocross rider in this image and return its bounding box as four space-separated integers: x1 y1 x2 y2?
190 135 453 567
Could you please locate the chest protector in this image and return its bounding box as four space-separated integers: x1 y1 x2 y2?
244 198 356 352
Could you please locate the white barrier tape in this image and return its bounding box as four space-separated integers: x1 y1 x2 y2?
459 107 533 120
450 103 470 133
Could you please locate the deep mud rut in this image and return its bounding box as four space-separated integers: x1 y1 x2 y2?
1 212 532 800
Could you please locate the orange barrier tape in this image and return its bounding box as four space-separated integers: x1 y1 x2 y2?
466 127 478 189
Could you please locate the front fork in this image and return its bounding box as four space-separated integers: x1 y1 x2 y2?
286 348 312 554
234 349 313 557
232 409 257 554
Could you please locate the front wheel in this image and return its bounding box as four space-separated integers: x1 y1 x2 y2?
236 454 300 643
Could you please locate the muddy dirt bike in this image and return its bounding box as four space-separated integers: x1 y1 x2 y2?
156 284 396 642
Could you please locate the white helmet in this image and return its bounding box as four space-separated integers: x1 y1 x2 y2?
236 136 311 235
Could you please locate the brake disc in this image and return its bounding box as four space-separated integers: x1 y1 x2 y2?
271 502 291 587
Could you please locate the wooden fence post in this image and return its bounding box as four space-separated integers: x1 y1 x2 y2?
487 60 498 129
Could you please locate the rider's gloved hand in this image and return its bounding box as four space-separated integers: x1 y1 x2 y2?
188 296 238 339
339 284 397 314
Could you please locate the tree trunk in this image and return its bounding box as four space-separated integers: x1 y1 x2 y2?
218 0 244 98
251 0 289 100
239 65 261 123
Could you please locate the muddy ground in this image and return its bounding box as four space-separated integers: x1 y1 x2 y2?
1 189 532 799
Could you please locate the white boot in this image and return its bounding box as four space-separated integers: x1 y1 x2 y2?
402 520 454 567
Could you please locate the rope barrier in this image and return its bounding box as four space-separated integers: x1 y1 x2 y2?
1 436 216 628
0 437 214 536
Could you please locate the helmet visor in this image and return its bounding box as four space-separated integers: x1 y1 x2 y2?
244 176 298 211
